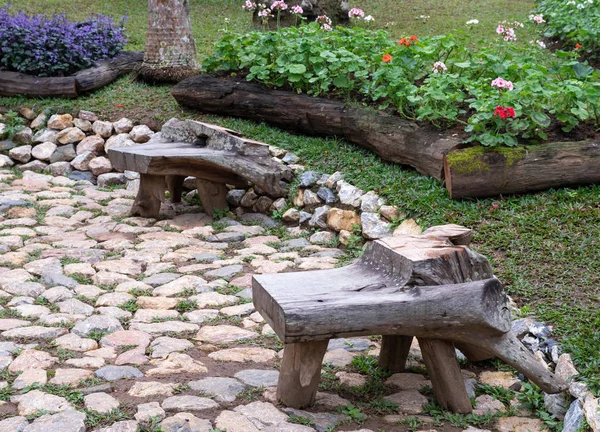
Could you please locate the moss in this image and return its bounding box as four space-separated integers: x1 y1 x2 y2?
446 145 527 175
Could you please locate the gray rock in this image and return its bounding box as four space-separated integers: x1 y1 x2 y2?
254 196 273 214
113 118 134 134
0 416 28 432
511 318 534 338
309 206 330 230
328 338 372 352
234 369 280 387
23 410 86 432
69 171 96 183
317 187 337 204
240 189 259 208
0 154 14 167
9 145 32 163
226 189 246 207
465 378 478 398
161 395 219 412
49 144 76 163
282 153 300 164
31 142 57 161
310 249 344 258
33 129 58 144
302 190 321 206
562 400 584 432
309 231 336 246
240 213 279 228
193 253 220 263
129 125 154 143
204 265 243 280
160 413 212 432
96 420 138 432
19 160 48 172
45 162 72 177
299 171 320 188
105 134 135 151
281 408 347 432
97 173 126 188
0 139 16 151
544 392 568 420
72 315 124 337
95 365 143 381
281 238 310 250
529 321 552 339
70 151 95 171
188 377 246 403
206 232 245 243
40 272 78 289
298 211 312 225
360 191 384 212
337 181 364 207
13 127 33 145
143 273 181 287
361 212 392 239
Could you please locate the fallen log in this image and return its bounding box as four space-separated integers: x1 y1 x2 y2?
444 141 600 198
171 74 460 180
0 51 143 98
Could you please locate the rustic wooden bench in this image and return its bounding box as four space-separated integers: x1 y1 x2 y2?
252 225 567 412
108 119 293 217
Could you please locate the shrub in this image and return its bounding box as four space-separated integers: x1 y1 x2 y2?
0 6 127 77
204 23 600 147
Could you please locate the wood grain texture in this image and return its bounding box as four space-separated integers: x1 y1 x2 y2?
131 174 165 218
277 340 329 408
0 52 142 98
166 175 185 203
378 335 413 373
171 74 461 180
444 141 600 198
419 338 472 413
196 178 228 216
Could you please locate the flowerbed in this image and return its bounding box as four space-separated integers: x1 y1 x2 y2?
0 6 126 77
535 0 599 58
203 22 600 148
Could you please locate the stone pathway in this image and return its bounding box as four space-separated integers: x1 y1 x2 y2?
0 168 577 432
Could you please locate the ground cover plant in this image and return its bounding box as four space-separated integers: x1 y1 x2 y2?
1 0 599 406
0 5 126 76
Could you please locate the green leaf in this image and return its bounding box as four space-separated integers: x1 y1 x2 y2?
572 63 594 79
288 64 307 74
531 112 551 127
333 75 351 88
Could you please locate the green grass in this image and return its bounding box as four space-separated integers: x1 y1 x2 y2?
2 0 599 397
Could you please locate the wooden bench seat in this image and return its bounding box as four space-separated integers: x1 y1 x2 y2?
252 225 567 412
108 119 293 217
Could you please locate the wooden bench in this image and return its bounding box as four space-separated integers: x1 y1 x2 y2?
108 119 293 217
252 225 567 412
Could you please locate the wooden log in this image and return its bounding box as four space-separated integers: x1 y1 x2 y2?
166 175 185 203
378 335 413 373
196 178 228 216
444 141 600 199
131 174 165 218
419 338 473 413
172 74 461 180
0 52 142 98
454 342 495 362
277 340 329 409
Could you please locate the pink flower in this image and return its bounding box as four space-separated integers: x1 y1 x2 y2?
491 77 514 90
432 61 447 73
529 14 545 24
271 1 288 11
258 8 273 17
496 24 504 34
348 8 365 18
321 23 332 31
291 5 303 14
242 0 257 10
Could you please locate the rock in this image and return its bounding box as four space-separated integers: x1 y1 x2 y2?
385 373 431 390
563 400 584 432
92 120 113 138
583 395 600 432
50 368 93 387
337 181 363 207
76 135 105 155
19 159 47 172
84 392 119 413
69 170 96 183
479 371 520 389
327 338 372 352
301 190 320 207
309 231 336 245
0 154 14 168
11 389 73 416
22 410 86 432
13 127 33 145
128 381 178 397
309 205 330 229
317 187 337 204
9 145 32 163
555 353 579 382
146 352 207 376
40 272 78 288
57 298 94 316
281 408 347 432
97 173 126 188
78 110 98 122
96 420 138 432
282 208 300 224
195 325 258 344
282 152 299 164
162 395 219 412
361 212 392 239
12 368 47 389
95 365 143 381
105 133 135 151
55 333 98 352
188 377 246 403
254 196 274 213
323 348 356 367
240 212 280 228
0 416 28 432
225 189 246 207
209 347 276 363
135 401 166 423
48 114 73 129
393 218 422 236
496 417 545 432
129 125 154 143
46 161 72 176
160 413 212 432
336 371 367 387
473 395 507 415
113 118 134 134
72 315 124 337
31 142 57 161
73 118 92 132
70 151 95 171
19 107 36 120
327 208 361 232
33 128 58 144
204 265 243 279
215 410 260 432
384 390 428 414
3 326 67 341
379 205 399 221
49 144 76 163
130 321 199 337
56 127 85 145
234 369 279 387
88 156 113 175
298 171 319 187
360 191 384 212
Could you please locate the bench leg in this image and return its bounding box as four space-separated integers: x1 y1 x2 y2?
131 174 165 218
379 335 413 373
277 340 329 409
166 175 185 203
196 179 228 217
418 338 472 414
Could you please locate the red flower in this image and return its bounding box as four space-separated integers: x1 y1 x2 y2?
382 53 393 63
398 37 408 46
493 105 515 119
505 107 515 117
575 43 583 49
409 35 418 41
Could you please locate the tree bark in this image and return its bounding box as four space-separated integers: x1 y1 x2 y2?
138 0 199 82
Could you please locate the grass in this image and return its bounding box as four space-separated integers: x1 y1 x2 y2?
2 0 599 397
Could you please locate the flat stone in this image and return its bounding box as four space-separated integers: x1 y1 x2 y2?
204 265 243 280
195 325 258 343
336 371 367 387
162 395 219 412
55 333 98 352
96 420 138 432
84 392 119 413
160 413 212 432
479 371 520 389
327 338 372 352
188 377 246 403
209 347 277 363
153 275 207 297
48 114 73 129
496 417 545 432
385 373 431 390
215 410 260 432
184 309 219 323
150 337 193 358
72 315 124 337
100 330 151 349
384 390 428 414
191 292 238 308
220 302 255 316
0 318 30 331
309 231 336 245
361 212 392 239
130 321 199 336
40 272 78 288
12 368 47 390
22 410 86 432
281 408 347 432
235 369 280 387
323 348 356 367
11 389 73 416
474 395 507 415
135 401 166 423
50 368 93 387
146 352 207 376
143 273 181 287
128 381 178 397
2 326 67 341
0 416 28 432
95 365 143 381
57 298 94 316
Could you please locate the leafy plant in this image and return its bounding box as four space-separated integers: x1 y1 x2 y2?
0 6 127 76
338 403 367 423
0 110 24 139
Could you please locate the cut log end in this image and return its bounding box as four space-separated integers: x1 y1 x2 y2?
136 64 199 83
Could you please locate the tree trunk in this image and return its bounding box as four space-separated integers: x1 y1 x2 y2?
138 0 199 82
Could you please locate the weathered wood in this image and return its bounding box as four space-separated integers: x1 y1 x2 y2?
131 174 165 218
196 178 228 216
277 340 329 409
444 141 600 199
166 175 185 203
454 343 496 362
378 335 413 373
419 338 473 413
0 52 142 98
172 74 461 180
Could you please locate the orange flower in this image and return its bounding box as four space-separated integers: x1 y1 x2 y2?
382 53 393 63
398 37 407 45
575 43 583 49
410 35 418 41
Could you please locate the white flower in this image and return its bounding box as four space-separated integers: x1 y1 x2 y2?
466 19 479 25
432 61 447 73
364 15 374 22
